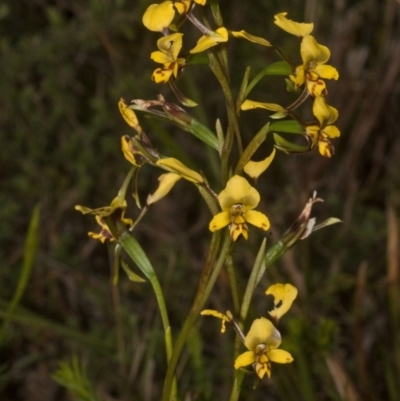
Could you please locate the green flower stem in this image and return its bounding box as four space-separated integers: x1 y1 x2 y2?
239 239 267 326
234 122 270 176
128 205 148 232
273 45 296 70
285 86 310 112
229 371 245 401
113 244 122 285
198 185 220 216
215 44 230 82
236 67 251 115
265 239 287 267
109 258 127 376
225 256 240 314
208 51 242 183
186 11 212 36
117 167 136 200
161 232 233 401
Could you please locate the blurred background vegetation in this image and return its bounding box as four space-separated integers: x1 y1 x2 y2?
1 0 400 400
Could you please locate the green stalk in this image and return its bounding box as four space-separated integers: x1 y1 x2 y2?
239 238 267 325
234 122 270 176
236 67 251 115
161 232 233 401
208 51 242 183
229 372 245 401
225 256 240 314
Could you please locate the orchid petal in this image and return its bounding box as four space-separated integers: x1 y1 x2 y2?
190 27 228 54
209 212 230 231
156 158 204 183
300 35 330 65
244 210 270 231
274 12 314 37
218 175 260 211
314 64 339 80
244 318 281 351
313 96 338 126
142 1 175 32
147 173 181 205
230 30 271 47
234 351 255 369
244 148 276 180
268 349 294 364
266 283 298 320
323 125 340 139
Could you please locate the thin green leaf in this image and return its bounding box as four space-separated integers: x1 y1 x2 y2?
0 204 40 345
269 120 303 134
245 61 292 98
236 66 251 114
312 218 342 232
215 118 224 156
118 233 155 280
189 119 219 150
273 133 310 153
186 53 209 65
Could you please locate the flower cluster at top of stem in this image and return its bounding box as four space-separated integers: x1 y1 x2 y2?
242 12 340 157
141 0 272 86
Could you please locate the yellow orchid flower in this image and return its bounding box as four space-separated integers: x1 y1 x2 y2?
150 33 185 84
174 0 206 15
234 317 293 379
75 197 133 243
142 1 175 32
274 12 314 37
305 96 340 157
147 173 181 205
200 310 232 333
190 27 228 54
292 35 339 96
156 157 204 184
244 148 276 181
266 283 298 321
209 175 270 241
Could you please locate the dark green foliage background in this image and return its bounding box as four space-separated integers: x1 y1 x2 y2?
1 0 400 400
